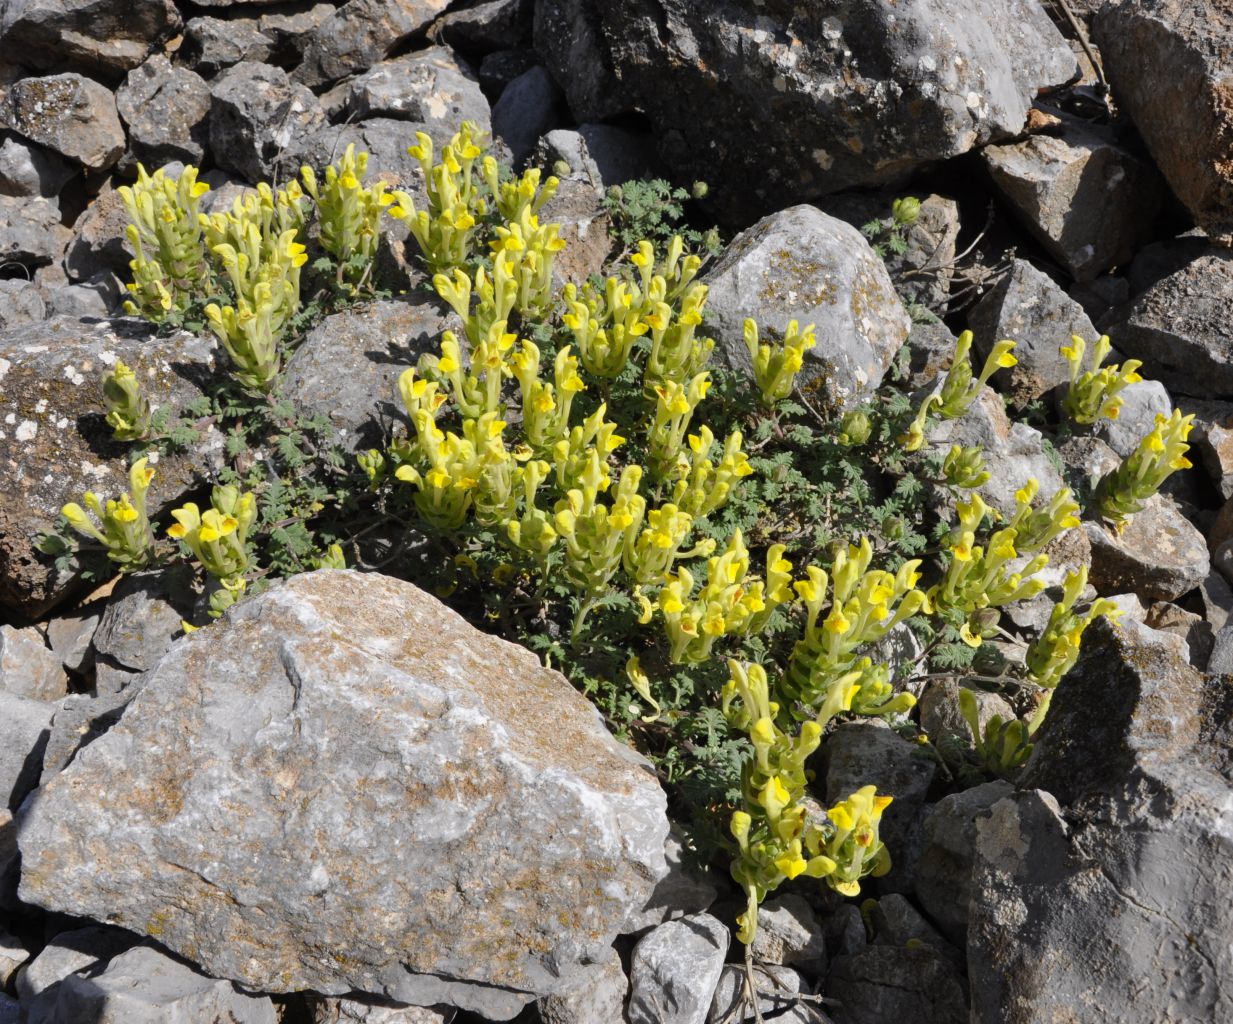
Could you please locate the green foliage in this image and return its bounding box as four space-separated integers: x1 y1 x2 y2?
603 177 721 254
101 360 151 442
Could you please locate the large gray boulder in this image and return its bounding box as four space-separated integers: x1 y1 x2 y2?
17 570 670 1020
294 0 452 88
182 15 275 77
968 616 1233 1023
0 317 219 617
342 47 491 134
0 74 125 171
0 0 180 80
535 0 1076 222
705 205 910 411
1095 0 1233 242
115 56 212 171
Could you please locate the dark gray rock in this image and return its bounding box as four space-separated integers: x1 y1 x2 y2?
1145 600 1214 671
282 298 451 453
627 913 729 1024
1095 0 1233 242
0 194 70 268
44 603 100 674
491 65 565 166
1210 622 1233 675
0 74 125 170
63 185 131 282
1109 250 1233 400
903 321 956 390
431 0 531 53
918 680 1015 749
1190 401 1233 500
209 62 327 184
45 272 122 319
258 4 338 68
825 945 966 1024
290 118 437 194
967 258 1099 405
538 176 612 285
537 949 627 1024
982 119 1162 281
708 964 818 1024
44 944 278 1024
182 15 275 76
0 930 27 988
0 278 46 328
0 624 66 701
478 48 538 94
0 0 180 80
0 692 54 809
115 56 211 170
0 132 74 198
18 570 669 1020
532 124 656 194
0 316 220 617
92 566 199 673
535 0 1075 222
869 894 961 967
705 205 910 411
749 894 826 971
294 0 452 88
1084 492 1209 601
342 47 491 133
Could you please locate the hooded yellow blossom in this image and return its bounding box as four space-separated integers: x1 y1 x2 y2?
61 458 156 571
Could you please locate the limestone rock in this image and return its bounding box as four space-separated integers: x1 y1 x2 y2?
14 926 139 1022
749 894 826 971
1090 379 1172 458
708 964 817 1024
537 948 628 1024
0 194 70 268
0 132 74 198
92 566 199 673
0 623 66 701
0 316 219 617
0 279 46 329
622 826 718 934
307 997 449 1023
0 930 27 988
182 15 275 77
1084 492 1209 601
535 0 1075 222
627 913 729 1024
295 0 452 88
342 47 491 134
492 65 565 166
0 692 54 809
918 680 1015 749
116 56 212 170
0 74 125 170
705 205 910 411
538 176 612 286
17 570 669 1020
869 894 961 967
532 124 656 195
63 184 131 282
432 0 532 53
825 945 966 1024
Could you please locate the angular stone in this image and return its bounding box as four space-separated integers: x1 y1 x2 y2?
432 0 531 53
538 176 612 286
46 273 122 319
282 298 451 454
63 185 131 282
92 566 199 673
17 570 669 1020
708 964 812 1024
532 124 656 195
343 47 491 134
0 623 66 701
0 278 46 329
307 997 449 1023
869 894 961 967
182 15 275 76
0 316 220 617
295 0 452 88
967 259 1099 405
749 894 826 971
0 930 27 987
537 948 627 1024
492 65 565 166
115 56 211 171
627 913 729 1024
1095 1 1233 241
290 118 436 196
535 0 1075 223
918 680 1015 749
1199 568 1233 633
1084 492 1209 601
705 205 910 411
1145 600 1214 671
44 944 277 1024
1110 251 1233 400
478 48 538 94
0 0 180 80
258 4 338 67
0 74 125 170
41 687 134 779
622 826 718 934
0 692 54 809
209 62 327 184
982 119 1162 281
0 132 74 198
825 945 966 1024
1090 378 1172 458
14 927 139 1023
0 194 70 267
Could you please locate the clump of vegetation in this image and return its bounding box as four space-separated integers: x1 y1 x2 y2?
49 123 1196 964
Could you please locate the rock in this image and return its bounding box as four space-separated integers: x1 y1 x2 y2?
982 119 1162 281
0 0 180 80
492 65 565 166
209 62 327 184
1191 403 1233 500
0 278 46 328
1210 622 1233 675
290 118 437 195
825 945 966 1024
967 613 1233 1023
627 913 729 1024
1199 569 1233 633
282 298 451 453
0 132 74 198
17 570 669 1019
1218 538 1233 588
0 316 220 617
478 48 538 94
295 0 452 88
538 176 612 285
43 944 277 1024
1084 492 1209 601
912 780 1012 945
903 321 956 390
115 56 211 171
46 272 122 319
1109 250 1233 400
824 721 936 891
0 194 70 268
622 826 718 934
1056 433 1120 493
432 0 532 53
307 997 449 1023
537 948 627 1024
824 904 867 961
869 894 960 967
14 926 139 1022
0 624 66 701
749 894 826 971
342 47 491 132
0 74 125 170
1145 600 1215 671
967 259 1099 405
0 930 27 987
0 692 54 808
535 0 1075 223
1090 379 1172 457
533 124 656 194
92 566 199 673
41 687 133 779
705 205 910 411
258 4 338 68
918 680 1015 748
1095 0 1233 241
63 185 131 282
708 964 815 1024
182 15 275 76
928 386 1067 518
1069 274 1131 323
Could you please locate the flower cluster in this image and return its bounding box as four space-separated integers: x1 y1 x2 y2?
1097 409 1195 525
743 318 817 407
1060 334 1143 425
167 485 257 617
61 458 157 571
100 360 151 442
301 143 393 291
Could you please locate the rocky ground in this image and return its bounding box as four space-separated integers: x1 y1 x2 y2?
0 0 1232 1022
